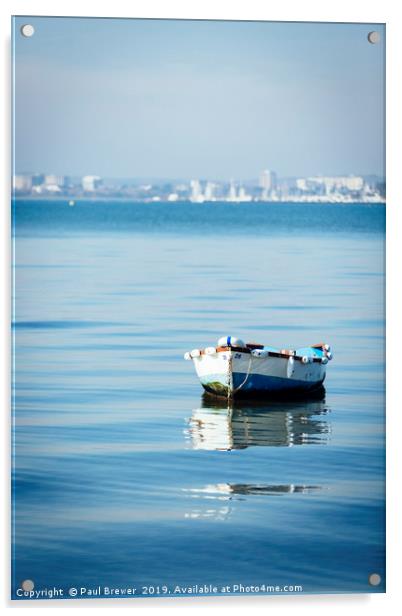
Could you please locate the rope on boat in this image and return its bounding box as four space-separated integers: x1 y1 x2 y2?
227 354 232 402
231 353 254 395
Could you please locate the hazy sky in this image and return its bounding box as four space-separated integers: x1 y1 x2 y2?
13 17 385 180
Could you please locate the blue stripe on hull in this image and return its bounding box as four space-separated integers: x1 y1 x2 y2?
200 372 325 395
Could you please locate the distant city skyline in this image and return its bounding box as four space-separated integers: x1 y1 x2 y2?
12 171 386 183
13 170 385 204
13 17 385 179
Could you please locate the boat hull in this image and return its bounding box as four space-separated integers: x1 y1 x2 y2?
193 349 326 398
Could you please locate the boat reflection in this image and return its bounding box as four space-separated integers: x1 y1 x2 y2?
182 483 322 520
184 483 322 497
185 393 331 450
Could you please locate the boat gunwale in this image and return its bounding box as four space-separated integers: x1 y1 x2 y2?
197 345 324 364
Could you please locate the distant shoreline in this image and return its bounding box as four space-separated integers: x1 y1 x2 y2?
12 196 386 205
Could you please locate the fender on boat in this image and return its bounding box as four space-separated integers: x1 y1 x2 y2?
217 335 245 348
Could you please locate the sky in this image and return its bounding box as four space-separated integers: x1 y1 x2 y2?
13 16 385 180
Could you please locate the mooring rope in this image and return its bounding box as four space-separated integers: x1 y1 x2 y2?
227 354 233 402
231 352 254 395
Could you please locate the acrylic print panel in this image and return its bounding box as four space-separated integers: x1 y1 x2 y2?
11 16 385 601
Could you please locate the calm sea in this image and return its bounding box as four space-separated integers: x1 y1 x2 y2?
12 200 385 599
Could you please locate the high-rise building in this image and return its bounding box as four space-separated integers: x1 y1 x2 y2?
259 169 277 200
190 179 204 203
204 182 216 202
227 180 237 202
82 175 102 191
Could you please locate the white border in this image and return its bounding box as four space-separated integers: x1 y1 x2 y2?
1 1 400 614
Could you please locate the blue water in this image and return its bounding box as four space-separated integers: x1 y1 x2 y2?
12 200 385 599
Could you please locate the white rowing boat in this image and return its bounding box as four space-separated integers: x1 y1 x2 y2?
184 335 333 398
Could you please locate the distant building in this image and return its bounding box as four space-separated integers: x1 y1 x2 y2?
343 176 364 191
227 180 237 202
82 175 102 191
204 182 216 201
238 186 252 202
225 181 252 202
13 175 32 192
296 178 308 191
308 176 364 195
45 174 65 188
259 169 277 200
190 179 204 203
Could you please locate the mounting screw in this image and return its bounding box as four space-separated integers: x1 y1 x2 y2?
21 24 35 38
368 573 381 586
367 31 380 44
